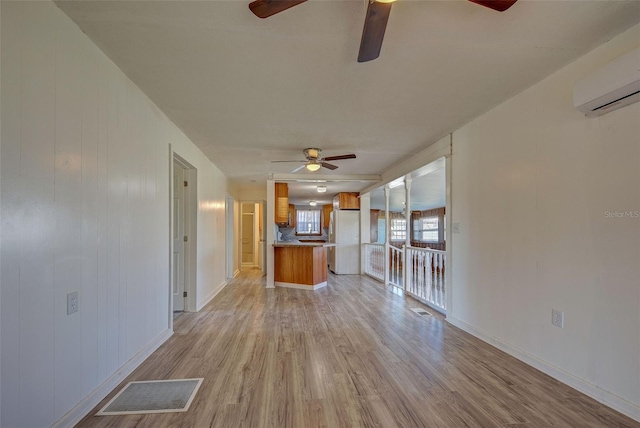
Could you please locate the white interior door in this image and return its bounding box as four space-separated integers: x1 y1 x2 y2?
173 162 185 311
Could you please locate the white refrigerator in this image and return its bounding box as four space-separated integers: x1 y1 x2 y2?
328 210 360 274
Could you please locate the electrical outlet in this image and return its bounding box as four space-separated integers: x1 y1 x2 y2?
552 309 564 328
67 291 79 315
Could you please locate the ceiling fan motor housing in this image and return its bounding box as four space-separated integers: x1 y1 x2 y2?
304 148 321 159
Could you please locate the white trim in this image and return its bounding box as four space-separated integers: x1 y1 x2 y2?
171 152 198 313
225 196 236 280
444 153 453 315
275 281 327 290
95 378 204 416
446 316 640 423
196 280 229 312
266 179 275 288
52 329 173 428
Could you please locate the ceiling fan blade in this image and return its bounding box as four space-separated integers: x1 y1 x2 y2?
290 165 306 173
249 0 307 18
321 162 339 170
468 0 517 12
357 1 392 63
323 154 356 161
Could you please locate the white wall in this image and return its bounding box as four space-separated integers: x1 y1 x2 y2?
449 24 640 421
0 2 227 426
229 183 266 201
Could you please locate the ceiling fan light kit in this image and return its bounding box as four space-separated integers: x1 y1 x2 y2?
306 161 322 172
271 148 357 173
248 0 517 62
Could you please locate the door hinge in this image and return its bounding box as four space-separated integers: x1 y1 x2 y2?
183 291 187 298
183 236 188 242
183 181 188 187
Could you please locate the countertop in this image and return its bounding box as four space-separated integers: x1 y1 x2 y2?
273 242 337 247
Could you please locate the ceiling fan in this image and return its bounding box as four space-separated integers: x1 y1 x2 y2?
248 0 518 62
271 148 356 172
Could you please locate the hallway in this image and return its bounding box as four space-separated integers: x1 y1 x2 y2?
78 270 638 427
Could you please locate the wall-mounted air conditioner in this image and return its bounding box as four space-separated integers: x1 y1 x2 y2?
573 47 640 118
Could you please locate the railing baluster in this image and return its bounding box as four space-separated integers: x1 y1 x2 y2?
401 246 446 313
364 244 445 312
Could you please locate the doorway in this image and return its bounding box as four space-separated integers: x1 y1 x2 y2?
172 155 197 312
241 203 257 267
239 201 266 273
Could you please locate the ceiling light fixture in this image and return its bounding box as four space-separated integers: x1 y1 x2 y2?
309 201 317 206
306 160 321 172
317 185 327 193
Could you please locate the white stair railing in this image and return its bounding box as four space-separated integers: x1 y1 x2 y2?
363 243 385 282
405 247 446 313
389 246 403 288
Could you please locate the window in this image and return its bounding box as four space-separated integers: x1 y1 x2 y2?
390 218 406 241
413 216 439 242
296 209 321 235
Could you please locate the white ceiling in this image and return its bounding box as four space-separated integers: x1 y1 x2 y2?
55 0 640 204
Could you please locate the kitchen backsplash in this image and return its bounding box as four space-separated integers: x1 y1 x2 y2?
276 226 328 242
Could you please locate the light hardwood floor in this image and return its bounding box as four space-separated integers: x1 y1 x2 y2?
78 269 639 427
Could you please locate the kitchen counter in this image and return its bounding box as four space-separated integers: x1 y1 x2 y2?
273 243 335 290
273 242 336 247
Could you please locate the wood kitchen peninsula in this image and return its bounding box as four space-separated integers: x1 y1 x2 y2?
273 242 336 290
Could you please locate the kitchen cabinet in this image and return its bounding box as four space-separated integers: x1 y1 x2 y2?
275 183 289 224
288 204 296 228
273 243 337 290
333 192 360 210
322 204 332 228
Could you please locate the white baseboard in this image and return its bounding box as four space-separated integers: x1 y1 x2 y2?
275 281 327 290
52 328 173 428
446 316 640 423
196 280 228 312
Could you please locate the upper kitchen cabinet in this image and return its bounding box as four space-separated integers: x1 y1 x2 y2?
322 204 332 228
275 183 289 224
333 192 360 210
288 204 296 228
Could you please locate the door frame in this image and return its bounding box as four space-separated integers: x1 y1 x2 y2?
241 206 256 267
239 200 265 272
170 151 198 316
226 195 237 279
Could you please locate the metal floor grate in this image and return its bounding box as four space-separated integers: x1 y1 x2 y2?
96 378 203 416
410 307 432 316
